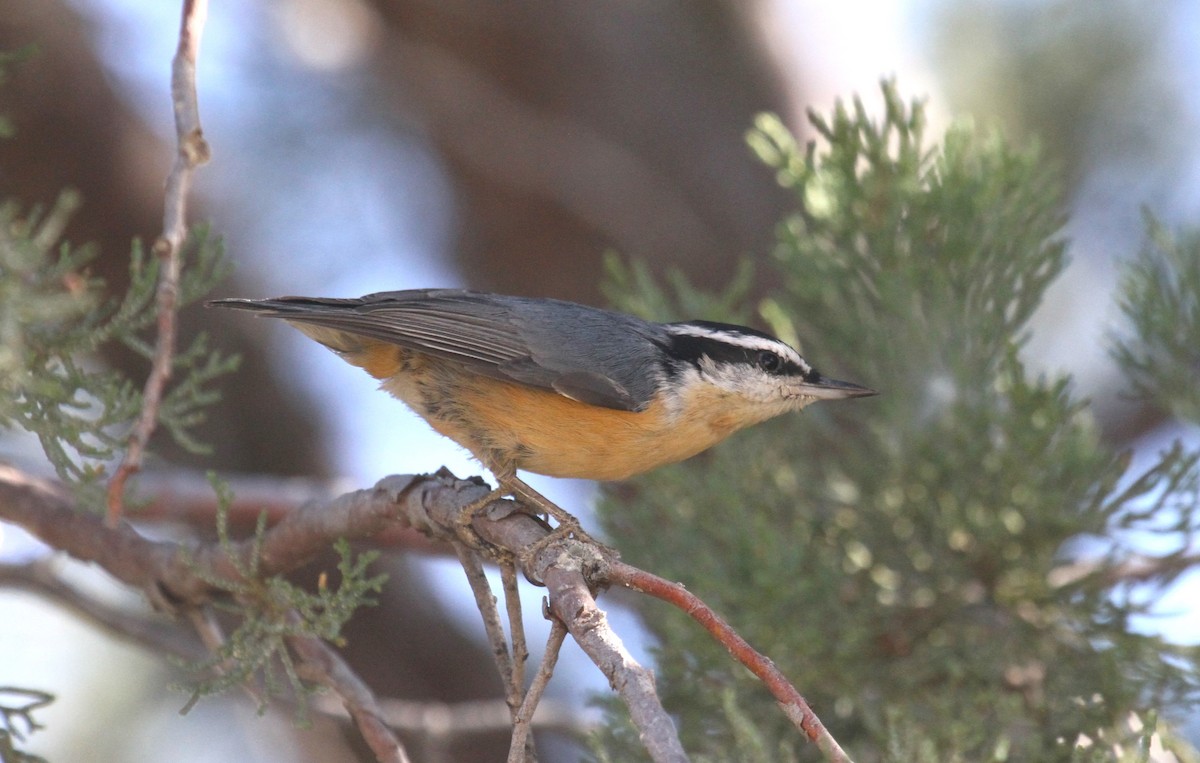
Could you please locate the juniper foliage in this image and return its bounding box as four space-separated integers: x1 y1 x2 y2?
175 476 387 719
597 82 1200 762
0 191 234 508
0 58 386 724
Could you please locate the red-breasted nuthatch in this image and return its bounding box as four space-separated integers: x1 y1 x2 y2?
209 289 876 541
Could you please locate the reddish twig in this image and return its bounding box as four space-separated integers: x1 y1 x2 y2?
106 0 212 525
608 561 853 763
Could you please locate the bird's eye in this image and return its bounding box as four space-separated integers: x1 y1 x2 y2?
756 350 783 373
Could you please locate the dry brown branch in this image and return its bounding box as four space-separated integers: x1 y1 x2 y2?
1 465 414 760
452 541 517 693
290 632 411 763
541 561 688 763
500 559 531 755
131 470 437 552
0 557 584 750
502 560 528 698
3 465 856 762
107 0 212 525
0 559 207 662
507 619 568 763
3 465 419 607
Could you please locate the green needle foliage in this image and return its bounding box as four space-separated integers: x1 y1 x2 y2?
597 82 1200 762
177 477 387 719
0 54 386 723
0 190 389 718
0 192 235 508
1113 215 1200 426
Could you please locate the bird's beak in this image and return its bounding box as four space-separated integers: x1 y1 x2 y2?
799 374 878 401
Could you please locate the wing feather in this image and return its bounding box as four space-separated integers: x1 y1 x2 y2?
208 289 663 411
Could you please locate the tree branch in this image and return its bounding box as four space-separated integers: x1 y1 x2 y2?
0 559 207 662
131 470 437 552
107 0 212 525
290 633 411 763
3 465 856 761
452 541 518 710
541 560 687 763
0 556 584 750
507 620 568 763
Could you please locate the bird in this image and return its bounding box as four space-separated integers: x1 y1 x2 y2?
209 288 876 552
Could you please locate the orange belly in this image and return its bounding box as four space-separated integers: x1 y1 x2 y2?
422 377 733 480
294 328 757 481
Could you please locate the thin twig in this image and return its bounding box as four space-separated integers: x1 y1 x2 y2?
184 607 266 708
501 559 534 761
502 560 528 695
452 541 517 698
107 0 212 526
0 560 207 662
186 606 226 653
608 561 854 763
507 619 568 763
501 561 530 691
289 634 411 763
0 687 53 740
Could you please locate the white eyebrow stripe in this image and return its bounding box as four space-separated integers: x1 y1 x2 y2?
664 324 811 373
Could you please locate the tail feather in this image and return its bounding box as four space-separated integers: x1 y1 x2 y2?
208 297 395 364
206 296 367 314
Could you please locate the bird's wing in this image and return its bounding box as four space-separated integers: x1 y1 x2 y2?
208 289 654 411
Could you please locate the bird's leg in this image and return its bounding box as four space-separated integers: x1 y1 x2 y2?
502 474 617 569
451 464 549 553
453 484 510 553
503 474 586 539
451 467 615 574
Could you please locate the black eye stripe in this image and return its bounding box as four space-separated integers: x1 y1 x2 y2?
666 332 808 377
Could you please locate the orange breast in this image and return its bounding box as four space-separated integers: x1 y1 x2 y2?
418 371 762 480
306 334 763 481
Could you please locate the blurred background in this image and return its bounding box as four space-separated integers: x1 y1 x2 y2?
1 0 1198 760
